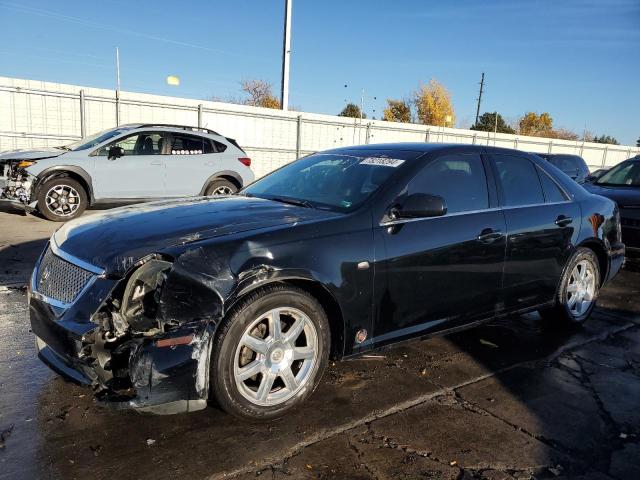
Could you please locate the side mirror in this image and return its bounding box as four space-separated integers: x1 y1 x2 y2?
108 146 124 160
394 193 447 219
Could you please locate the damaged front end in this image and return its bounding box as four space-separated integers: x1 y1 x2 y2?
31 249 221 414
0 160 37 210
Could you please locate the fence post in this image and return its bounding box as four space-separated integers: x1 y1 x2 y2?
425 128 430 143
296 115 302 158
601 147 608 168
365 122 371 144
197 104 203 128
472 133 477 145
514 137 518 149
548 140 553 153
79 90 86 138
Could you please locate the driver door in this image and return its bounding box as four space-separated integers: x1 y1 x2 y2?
92 131 167 199
373 152 507 343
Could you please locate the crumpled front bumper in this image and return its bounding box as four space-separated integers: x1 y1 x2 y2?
29 260 211 415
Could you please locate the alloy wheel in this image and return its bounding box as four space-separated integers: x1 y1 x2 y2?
212 185 234 195
566 260 596 317
233 307 319 407
45 184 81 217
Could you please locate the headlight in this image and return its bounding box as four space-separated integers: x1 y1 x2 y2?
120 259 172 332
17 160 36 169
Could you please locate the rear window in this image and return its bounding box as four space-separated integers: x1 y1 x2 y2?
169 134 213 155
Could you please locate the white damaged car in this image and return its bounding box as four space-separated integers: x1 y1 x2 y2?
0 124 254 221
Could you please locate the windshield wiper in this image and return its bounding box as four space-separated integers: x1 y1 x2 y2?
269 196 314 208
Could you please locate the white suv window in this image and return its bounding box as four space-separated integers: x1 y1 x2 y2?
169 134 214 155
95 132 164 156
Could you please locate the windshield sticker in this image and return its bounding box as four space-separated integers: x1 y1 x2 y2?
360 157 405 167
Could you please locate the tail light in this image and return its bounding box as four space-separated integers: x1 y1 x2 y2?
238 157 251 167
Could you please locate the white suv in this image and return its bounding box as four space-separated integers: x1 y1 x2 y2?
0 124 255 221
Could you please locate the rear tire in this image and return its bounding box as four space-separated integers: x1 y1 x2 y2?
539 247 600 325
205 178 238 196
210 285 330 421
36 177 88 222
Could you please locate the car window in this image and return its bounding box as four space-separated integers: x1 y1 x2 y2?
405 153 489 214
243 150 421 212
494 155 545 206
213 140 227 152
66 126 135 151
95 132 164 156
537 167 568 203
597 161 640 186
169 134 213 155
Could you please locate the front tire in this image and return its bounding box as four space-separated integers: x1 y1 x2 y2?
36 177 88 222
210 285 330 421
539 247 600 325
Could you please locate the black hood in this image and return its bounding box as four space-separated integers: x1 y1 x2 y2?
53 196 338 277
584 183 640 208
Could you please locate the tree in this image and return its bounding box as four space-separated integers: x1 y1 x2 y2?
339 103 365 119
519 112 553 137
471 112 515 134
240 79 281 109
591 134 619 145
414 79 455 126
383 99 411 123
549 128 579 141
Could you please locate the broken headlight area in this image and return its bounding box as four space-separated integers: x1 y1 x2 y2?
82 258 194 402
1 161 36 204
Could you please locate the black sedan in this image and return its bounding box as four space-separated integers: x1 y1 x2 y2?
584 155 640 257
534 153 591 184
29 144 624 420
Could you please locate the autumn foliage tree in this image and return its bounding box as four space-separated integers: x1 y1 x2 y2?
383 99 411 123
414 79 455 127
241 79 281 109
519 112 553 137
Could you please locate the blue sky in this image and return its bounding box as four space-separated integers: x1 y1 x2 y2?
0 0 638 144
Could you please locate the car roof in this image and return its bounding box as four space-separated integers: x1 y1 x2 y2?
119 123 221 136
325 143 531 157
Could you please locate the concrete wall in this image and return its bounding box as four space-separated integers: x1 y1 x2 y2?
1 76 638 178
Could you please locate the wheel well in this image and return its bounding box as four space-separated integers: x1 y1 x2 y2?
226 279 345 359
37 171 92 204
215 175 241 190
579 240 608 286
281 279 345 359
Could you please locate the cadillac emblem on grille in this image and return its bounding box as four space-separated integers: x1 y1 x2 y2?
35 246 94 304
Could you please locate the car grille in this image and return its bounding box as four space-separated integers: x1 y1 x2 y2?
35 247 94 304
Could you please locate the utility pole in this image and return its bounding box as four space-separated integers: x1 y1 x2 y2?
474 72 484 126
115 47 121 126
280 0 292 111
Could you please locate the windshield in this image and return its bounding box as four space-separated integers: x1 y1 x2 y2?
63 127 136 151
242 150 419 212
596 160 640 186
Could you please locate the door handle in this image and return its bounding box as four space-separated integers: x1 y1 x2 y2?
555 215 573 227
477 228 503 244
150 160 164 166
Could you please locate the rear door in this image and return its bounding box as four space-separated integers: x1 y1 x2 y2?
92 131 167 198
374 152 506 342
489 154 581 310
163 133 220 196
